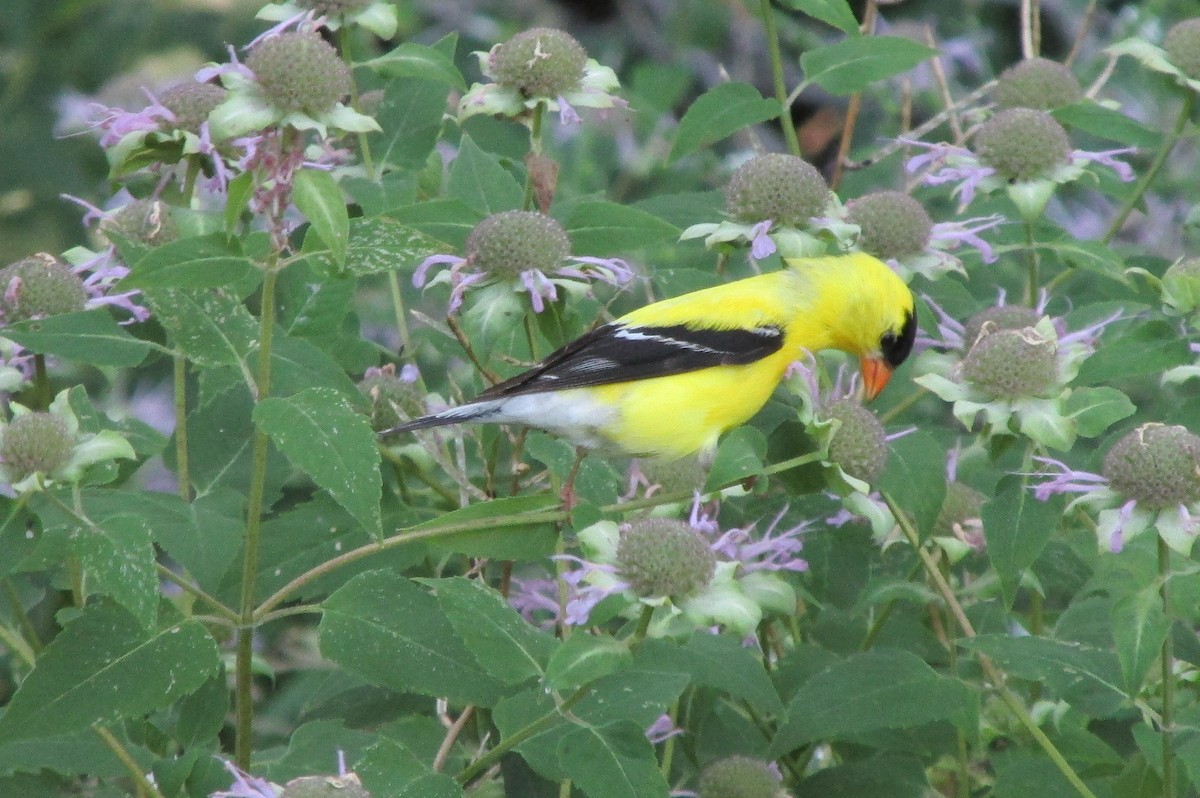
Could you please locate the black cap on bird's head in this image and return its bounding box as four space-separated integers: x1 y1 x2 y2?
861 307 917 401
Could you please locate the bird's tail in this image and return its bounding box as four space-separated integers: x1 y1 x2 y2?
379 400 504 437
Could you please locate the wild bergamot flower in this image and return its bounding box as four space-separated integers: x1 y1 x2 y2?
413 210 634 314
256 0 399 40
1032 423 1200 554
698 756 785 798
681 153 839 262
1109 18 1200 94
458 28 624 126
203 33 379 139
0 390 136 494
358 363 421 432
995 57 1083 110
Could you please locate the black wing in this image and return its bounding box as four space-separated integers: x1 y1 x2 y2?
477 322 785 399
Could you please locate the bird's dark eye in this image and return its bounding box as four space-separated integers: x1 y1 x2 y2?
881 309 917 368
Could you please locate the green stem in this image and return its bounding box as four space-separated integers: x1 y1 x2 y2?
457 684 591 786
1023 220 1040 307
94 725 167 798
338 26 376 179
156 563 239 623
1104 93 1195 244
173 355 191 501
1159 535 1176 798
31 354 50 410
234 264 279 769
521 103 547 211
386 271 413 356
881 491 1097 798
759 0 801 156
631 603 655 642
0 622 35 668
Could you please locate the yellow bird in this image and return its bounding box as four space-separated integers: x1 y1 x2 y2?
387 253 916 460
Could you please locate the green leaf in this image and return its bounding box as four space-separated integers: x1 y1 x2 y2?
389 200 483 249
176 672 229 749
0 603 219 743
447 135 524 215
670 82 780 163
365 42 466 90
1112 588 1171 696
143 287 257 368
293 168 350 270
770 649 975 755
358 739 464 798
224 171 254 232
961 635 1125 716
74 514 157 629
1053 102 1163 149
1077 320 1191 384
120 233 256 290
777 0 860 34
270 335 364 403
797 755 931 797
635 635 782 714
545 634 632 690
308 216 451 277
800 36 938 95
370 35 456 170
186 379 287 502
1047 239 1127 282
254 386 382 539
705 426 767 491
423 576 559 684
878 431 947 532
1064 386 1136 438
563 201 680 255
3 310 150 367
319 570 507 705
557 721 671 798
983 478 1061 609
415 495 561 561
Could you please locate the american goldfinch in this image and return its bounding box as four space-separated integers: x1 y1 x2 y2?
387 253 916 460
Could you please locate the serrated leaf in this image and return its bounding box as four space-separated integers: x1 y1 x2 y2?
1077 320 1191 384
0 603 219 743
983 479 1060 609
319 570 506 705
308 216 451 277
1065 386 1136 438
546 634 632 690
3 310 151 367
365 42 466 90
800 36 938 95
369 35 456 170
424 577 559 684
563 201 680 255
635 635 782 713
778 0 860 33
73 514 158 629
1112 588 1171 696
293 168 349 270
120 233 256 290
770 649 974 755
143 287 257 368
557 721 671 798
447 135 524 215
961 635 1125 715
705 426 767 491
254 386 382 539
670 82 780 163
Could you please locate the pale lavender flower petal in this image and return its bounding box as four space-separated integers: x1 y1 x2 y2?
1109 499 1136 553
520 268 558 313
447 272 487 314
749 219 776 260
645 713 684 744
399 363 420 383
930 215 1005 263
412 253 465 288
211 760 279 798
1028 456 1109 501
1072 147 1137 182
557 95 582 125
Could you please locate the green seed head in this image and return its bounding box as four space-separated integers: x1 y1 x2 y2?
490 28 588 98
725 153 829 226
974 108 1070 181
280 774 370 798
358 366 421 432
0 254 87 322
824 398 889 485
698 756 781 798
962 325 1058 400
934 481 987 538
465 210 570 279
102 199 178 247
616 518 716 600
846 190 933 261
1 413 75 482
961 304 1042 353
246 32 353 116
159 81 227 134
995 58 1083 110
295 0 373 15
1103 423 1200 509
1165 18 1200 80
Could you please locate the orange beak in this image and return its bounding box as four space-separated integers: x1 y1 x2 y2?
860 356 894 402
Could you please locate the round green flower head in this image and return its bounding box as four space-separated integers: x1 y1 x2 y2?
698 756 781 798
295 0 373 15
824 398 888 484
358 366 420 432
1165 18 1200 80
159 82 227 134
726 153 828 226
846 191 933 261
616 518 715 599
102 199 178 248
246 32 353 116
995 57 1082 110
465 210 570 279
962 326 1058 400
1103 423 1200 509
0 413 75 483
490 28 588 98
974 108 1070 181
0 254 87 322
934 481 987 537
961 305 1042 352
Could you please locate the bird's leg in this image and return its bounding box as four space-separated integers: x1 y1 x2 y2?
559 447 588 512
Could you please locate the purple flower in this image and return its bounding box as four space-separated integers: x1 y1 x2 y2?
211 760 280 798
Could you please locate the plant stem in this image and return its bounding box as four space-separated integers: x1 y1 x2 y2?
632 603 655 642
156 563 240 622
1023 220 1040 307
338 26 375 180
234 264 279 769
1104 93 1195 243
94 725 167 798
1159 535 1176 798
173 355 191 501
759 0 801 157
522 103 546 211
881 491 1098 798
